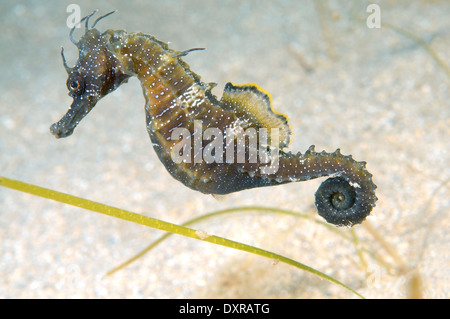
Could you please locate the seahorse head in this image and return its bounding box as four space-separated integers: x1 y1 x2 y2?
50 11 130 138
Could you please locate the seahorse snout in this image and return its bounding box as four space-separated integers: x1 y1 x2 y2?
50 96 95 138
50 121 75 138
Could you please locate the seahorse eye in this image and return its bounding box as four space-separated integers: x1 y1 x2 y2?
70 81 78 89
67 75 85 95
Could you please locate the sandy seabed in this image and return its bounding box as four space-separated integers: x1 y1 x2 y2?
0 0 449 298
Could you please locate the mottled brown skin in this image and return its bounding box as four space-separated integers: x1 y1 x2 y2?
50 12 377 226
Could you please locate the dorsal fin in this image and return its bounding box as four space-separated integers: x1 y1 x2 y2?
220 82 291 147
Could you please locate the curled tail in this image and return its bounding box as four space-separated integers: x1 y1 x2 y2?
272 146 377 226
218 83 377 226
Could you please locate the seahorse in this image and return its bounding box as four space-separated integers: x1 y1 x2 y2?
50 11 377 227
